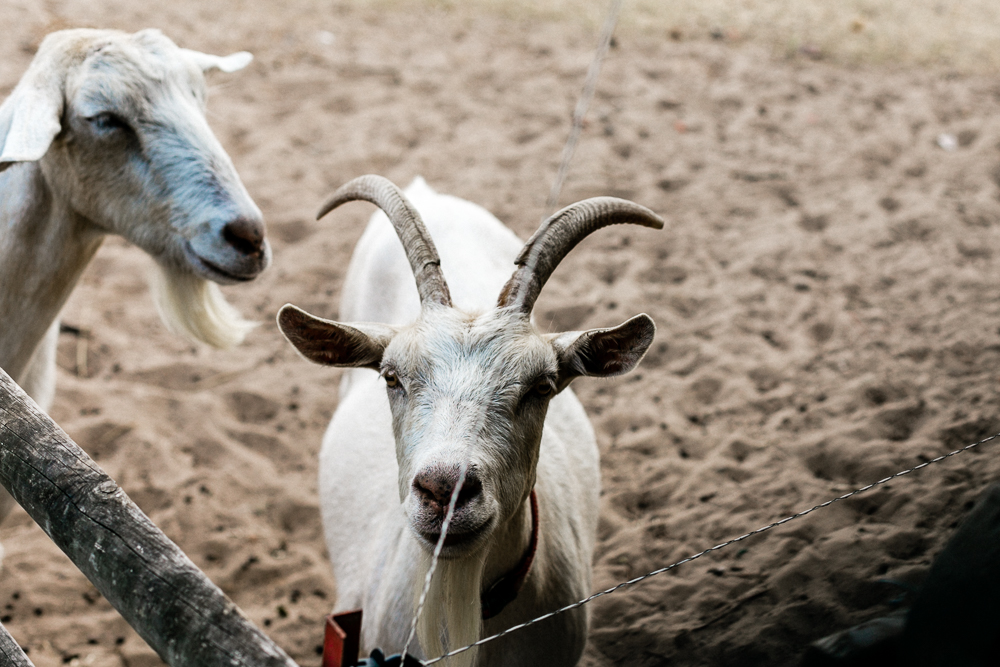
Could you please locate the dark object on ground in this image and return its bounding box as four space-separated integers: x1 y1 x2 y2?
803 482 1000 666
357 649 425 667
801 610 906 666
899 482 1000 666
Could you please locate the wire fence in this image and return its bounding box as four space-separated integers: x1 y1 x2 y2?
386 0 1000 661
423 429 1000 663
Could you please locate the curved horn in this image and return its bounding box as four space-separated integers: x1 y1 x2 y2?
317 175 452 307
497 197 664 314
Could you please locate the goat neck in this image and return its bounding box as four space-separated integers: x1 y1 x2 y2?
0 165 101 381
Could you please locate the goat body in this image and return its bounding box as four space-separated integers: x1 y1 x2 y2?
280 177 661 666
0 29 269 534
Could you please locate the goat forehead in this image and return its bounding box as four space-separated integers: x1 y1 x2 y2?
71 37 200 108
392 312 555 392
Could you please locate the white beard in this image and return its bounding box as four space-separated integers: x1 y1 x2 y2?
415 551 484 667
150 263 256 349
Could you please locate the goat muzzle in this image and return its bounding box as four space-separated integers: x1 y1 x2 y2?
412 465 483 514
222 216 267 257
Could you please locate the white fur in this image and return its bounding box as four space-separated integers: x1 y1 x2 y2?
416 548 485 661
317 179 603 666
0 29 269 541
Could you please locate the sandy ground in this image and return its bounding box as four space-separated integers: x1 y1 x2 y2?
3 1 1000 666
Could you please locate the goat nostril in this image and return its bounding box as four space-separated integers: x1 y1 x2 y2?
222 217 265 256
413 476 452 506
456 476 483 507
413 466 482 509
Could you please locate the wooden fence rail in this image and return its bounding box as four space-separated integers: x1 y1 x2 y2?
0 368 301 667
0 619 34 666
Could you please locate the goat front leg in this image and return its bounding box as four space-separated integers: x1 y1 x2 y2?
17 319 59 413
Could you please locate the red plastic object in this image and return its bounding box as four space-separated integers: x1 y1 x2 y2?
322 609 362 667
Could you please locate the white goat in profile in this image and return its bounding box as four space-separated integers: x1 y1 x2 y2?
278 175 661 666
0 29 269 535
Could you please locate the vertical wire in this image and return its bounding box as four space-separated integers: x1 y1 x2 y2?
401 3 626 655
544 0 625 217
398 341 514 664
400 460 470 666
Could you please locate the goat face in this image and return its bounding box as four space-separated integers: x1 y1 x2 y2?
278 303 655 558
0 28 269 284
382 309 554 557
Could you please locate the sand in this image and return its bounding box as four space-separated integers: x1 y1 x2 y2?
2 1 1000 666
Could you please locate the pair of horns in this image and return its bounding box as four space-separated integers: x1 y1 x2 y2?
317 175 664 315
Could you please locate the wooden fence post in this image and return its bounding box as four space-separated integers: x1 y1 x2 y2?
0 368 300 667
0 619 34 667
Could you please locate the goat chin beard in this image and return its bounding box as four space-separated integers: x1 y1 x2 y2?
415 551 483 667
150 264 256 349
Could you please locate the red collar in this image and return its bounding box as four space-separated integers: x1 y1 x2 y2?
481 489 539 620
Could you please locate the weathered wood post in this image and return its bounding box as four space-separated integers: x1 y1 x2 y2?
0 619 34 667
0 368 301 667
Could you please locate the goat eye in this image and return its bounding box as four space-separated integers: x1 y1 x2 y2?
88 113 130 133
533 380 554 398
383 371 400 388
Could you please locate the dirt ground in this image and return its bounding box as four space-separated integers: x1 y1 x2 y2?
3 1 1000 666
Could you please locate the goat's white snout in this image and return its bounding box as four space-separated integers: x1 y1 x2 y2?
141 102 270 284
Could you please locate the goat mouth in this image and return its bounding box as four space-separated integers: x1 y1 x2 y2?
420 530 478 548
416 516 493 554
183 242 264 284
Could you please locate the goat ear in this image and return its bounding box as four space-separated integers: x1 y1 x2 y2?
550 314 656 389
277 304 395 369
0 83 63 173
181 48 253 73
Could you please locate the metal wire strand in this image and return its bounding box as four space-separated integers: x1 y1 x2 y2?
544 0 624 216
400 460 470 665
406 4 622 648
423 431 1000 664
